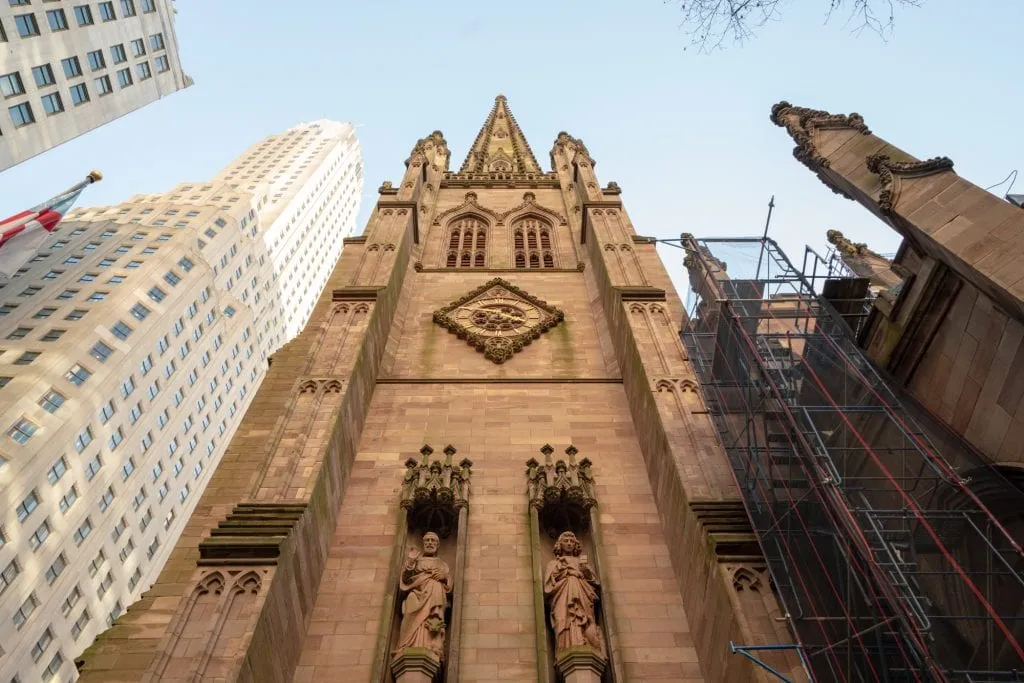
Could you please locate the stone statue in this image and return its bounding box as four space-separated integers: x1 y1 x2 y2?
543 531 606 659
395 532 451 662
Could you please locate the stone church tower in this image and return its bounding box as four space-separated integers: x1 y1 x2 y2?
78 96 799 683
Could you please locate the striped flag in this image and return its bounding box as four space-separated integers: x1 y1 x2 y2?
0 171 102 280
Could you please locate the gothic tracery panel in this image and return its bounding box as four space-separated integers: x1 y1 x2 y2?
512 215 557 270
444 214 488 268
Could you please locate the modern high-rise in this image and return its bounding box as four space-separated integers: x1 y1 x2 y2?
0 121 361 682
0 0 191 171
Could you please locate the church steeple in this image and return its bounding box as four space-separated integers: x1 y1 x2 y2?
458 94 542 174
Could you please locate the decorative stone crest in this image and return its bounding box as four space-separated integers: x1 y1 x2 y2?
526 445 596 536
432 278 564 364
400 445 473 538
865 153 955 213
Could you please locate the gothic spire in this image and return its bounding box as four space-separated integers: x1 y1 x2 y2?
458 94 541 174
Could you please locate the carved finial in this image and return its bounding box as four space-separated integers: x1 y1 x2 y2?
496 93 506 101
526 457 540 469
420 444 434 458
459 458 473 470
443 444 457 457
405 458 418 469
465 191 477 202
540 444 554 457
565 445 578 458
523 191 536 202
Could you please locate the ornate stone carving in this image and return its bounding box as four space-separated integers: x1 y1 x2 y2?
198 503 307 565
604 181 621 194
865 153 955 213
544 531 607 660
497 192 568 226
400 445 472 538
526 445 596 536
770 101 872 198
431 192 501 226
379 181 397 194
432 278 564 364
394 532 452 664
458 94 541 174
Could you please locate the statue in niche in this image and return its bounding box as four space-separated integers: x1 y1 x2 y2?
395 532 451 662
543 531 606 659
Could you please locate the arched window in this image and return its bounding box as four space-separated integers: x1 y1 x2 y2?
445 215 487 268
512 216 556 269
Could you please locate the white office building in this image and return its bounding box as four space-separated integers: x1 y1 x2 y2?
0 0 191 171
0 121 361 681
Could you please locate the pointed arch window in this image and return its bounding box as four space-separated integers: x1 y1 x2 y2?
513 216 556 269
445 215 487 268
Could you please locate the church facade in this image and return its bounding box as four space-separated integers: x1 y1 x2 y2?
78 96 798 683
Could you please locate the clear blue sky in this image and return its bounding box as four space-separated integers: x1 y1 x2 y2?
1 0 1021 300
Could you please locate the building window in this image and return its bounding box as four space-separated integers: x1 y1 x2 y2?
2 559 21 594
90 341 114 362
98 486 115 512
130 38 146 57
29 519 51 550
120 0 136 16
12 593 38 629
44 650 65 680
16 490 39 521
74 5 93 26
128 402 143 424
14 13 40 38
126 259 142 269
47 457 68 484
58 487 78 513
513 217 556 269
14 350 40 364
108 428 123 450
86 50 105 72
84 455 102 480
70 82 89 105
61 587 82 616
45 554 67 583
46 9 68 31
95 74 113 95
32 63 55 86
110 43 127 64
41 91 63 115
123 458 136 481
120 376 135 398
31 627 53 662
154 55 169 73
116 67 132 88
72 518 91 545
39 389 65 413
70 610 90 639
1 70 25 96
61 56 82 79
136 61 151 80
88 290 107 302
130 302 149 320
65 308 87 321
8 101 34 127
147 286 165 302
7 326 30 339
141 0 155 11
41 329 64 341
74 425 93 453
164 270 180 286
9 417 38 444
178 257 194 272
98 1 115 21
111 320 132 340
98 400 115 424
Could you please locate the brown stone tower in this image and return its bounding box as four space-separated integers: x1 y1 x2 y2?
77 96 800 683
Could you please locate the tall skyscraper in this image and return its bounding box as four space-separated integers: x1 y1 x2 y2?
0 121 361 682
0 0 191 171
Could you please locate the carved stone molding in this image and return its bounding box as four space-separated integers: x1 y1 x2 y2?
400 445 473 538
724 563 771 593
432 278 564 364
431 191 501 226
296 378 344 397
866 153 956 213
332 286 381 302
616 285 666 302
198 502 307 566
498 191 568 226
379 181 397 195
691 500 761 563
770 101 871 171
770 101 872 198
526 444 596 536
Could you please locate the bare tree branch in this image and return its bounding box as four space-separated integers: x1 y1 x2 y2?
669 0 925 53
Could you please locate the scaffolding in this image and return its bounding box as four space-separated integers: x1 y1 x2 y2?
680 236 1024 683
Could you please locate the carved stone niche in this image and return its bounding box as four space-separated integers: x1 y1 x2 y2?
374 445 473 683
525 445 621 683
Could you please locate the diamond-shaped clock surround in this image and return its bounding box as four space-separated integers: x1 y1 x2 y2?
432 278 564 364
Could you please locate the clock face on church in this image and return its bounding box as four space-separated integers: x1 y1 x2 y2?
433 279 564 364
452 297 544 337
